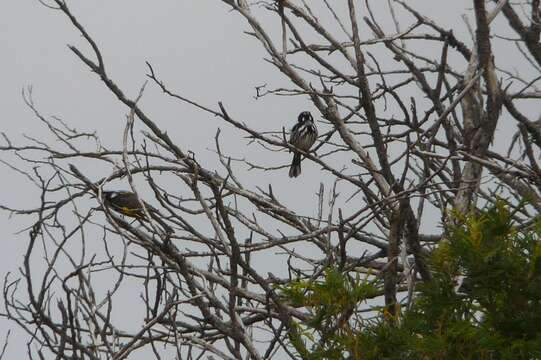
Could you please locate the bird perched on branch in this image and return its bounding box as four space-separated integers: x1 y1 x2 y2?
102 190 173 234
289 111 318 177
68 164 173 234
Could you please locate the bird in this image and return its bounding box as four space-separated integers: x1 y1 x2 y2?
288 111 318 177
102 190 173 233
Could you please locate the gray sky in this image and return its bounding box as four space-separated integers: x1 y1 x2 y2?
0 0 521 357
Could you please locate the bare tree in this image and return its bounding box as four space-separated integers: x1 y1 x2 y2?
2 0 541 358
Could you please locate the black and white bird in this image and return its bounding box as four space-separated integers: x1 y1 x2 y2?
102 190 173 234
102 191 153 220
289 111 318 177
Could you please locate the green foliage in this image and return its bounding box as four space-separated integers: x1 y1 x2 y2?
278 269 379 359
280 201 541 359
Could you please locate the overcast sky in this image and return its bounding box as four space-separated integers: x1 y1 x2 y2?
1 0 516 357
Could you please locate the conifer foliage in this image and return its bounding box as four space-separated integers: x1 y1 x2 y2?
280 202 541 359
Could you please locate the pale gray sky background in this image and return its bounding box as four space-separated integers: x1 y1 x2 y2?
0 1 523 358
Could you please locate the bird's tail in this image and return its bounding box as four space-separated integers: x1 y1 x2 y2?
289 152 302 178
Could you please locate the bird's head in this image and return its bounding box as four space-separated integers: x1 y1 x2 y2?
101 191 114 202
297 111 313 123
102 191 123 202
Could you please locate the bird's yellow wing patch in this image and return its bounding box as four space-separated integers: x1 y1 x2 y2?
120 207 140 218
